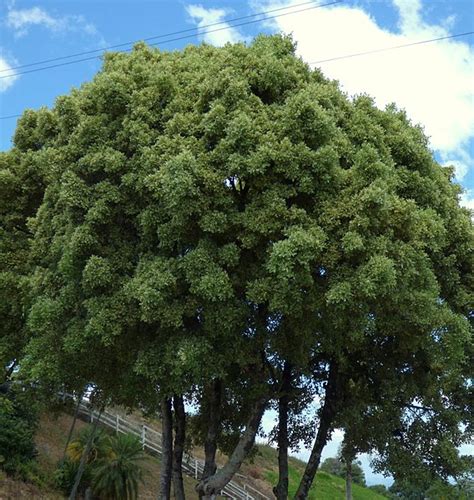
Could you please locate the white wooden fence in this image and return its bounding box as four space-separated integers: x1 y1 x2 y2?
76 400 270 500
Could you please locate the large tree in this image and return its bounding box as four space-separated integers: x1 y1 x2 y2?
4 34 472 498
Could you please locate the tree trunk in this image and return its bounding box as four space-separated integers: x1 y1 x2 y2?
202 379 222 481
159 398 173 500
196 395 268 497
172 395 186 500
294 363 339 499
62 392 84 465
345 459 352 500
68 408 102 500
273 362 292 500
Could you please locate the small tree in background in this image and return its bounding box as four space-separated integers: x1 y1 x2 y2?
320 456 366 485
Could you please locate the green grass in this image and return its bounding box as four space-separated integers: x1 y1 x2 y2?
264 460 387 500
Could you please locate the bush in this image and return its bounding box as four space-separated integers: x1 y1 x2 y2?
0 387 38 476
54 458 91 496
66 426 108 463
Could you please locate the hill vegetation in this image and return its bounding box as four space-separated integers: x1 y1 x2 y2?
2 409 389 499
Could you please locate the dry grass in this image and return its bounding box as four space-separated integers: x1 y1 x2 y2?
2 408 387 499
0 470 62 500
35 412 88 478
35 412 202 499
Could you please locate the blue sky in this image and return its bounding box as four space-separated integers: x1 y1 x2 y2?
0 0 473 487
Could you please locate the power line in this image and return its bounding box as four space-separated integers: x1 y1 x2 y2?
0 1 342 80
309 31 474 64
0 114 22 121
1 14 472 121
0 0 321 73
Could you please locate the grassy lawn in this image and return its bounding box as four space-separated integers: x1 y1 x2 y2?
264 459 387 500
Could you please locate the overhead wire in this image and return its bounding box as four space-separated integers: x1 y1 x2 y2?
308 31 474 64
0 1 342 80
0 114 22 120
0 0 321 73
1 4 473 121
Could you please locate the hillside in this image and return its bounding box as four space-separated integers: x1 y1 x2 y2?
1 409 388 499
258 446 385 500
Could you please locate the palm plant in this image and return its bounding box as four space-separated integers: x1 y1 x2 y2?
92 433 148 500
66 427 109 464
57 427 108 495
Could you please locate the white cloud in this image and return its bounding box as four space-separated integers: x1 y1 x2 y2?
6 4 104 44
443 160 469 181
186 4 247 46
7 6 61 35
257 0 474 172
393 0 424 33
6 6 64 36
0 55 19 92
460 190 474 212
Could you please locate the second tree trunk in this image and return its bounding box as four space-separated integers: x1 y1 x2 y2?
274 362 292 500
172 395 186 500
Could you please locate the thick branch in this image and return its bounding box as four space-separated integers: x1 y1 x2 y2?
69 408 102 500
197 395 268 496
61 391 84 465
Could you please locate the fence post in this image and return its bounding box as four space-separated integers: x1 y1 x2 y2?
194 459 198 479
90 408 93 423
141 425 146 449
115 414 119 434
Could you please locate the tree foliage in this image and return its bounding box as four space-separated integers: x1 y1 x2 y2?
2 34 472 497
0 145 49 380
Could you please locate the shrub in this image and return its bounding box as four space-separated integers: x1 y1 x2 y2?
0 387 38 476
54 458 90 496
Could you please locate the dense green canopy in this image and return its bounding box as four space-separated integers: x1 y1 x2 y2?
1 34 472 497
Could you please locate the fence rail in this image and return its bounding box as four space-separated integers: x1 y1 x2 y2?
74 399 270 500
